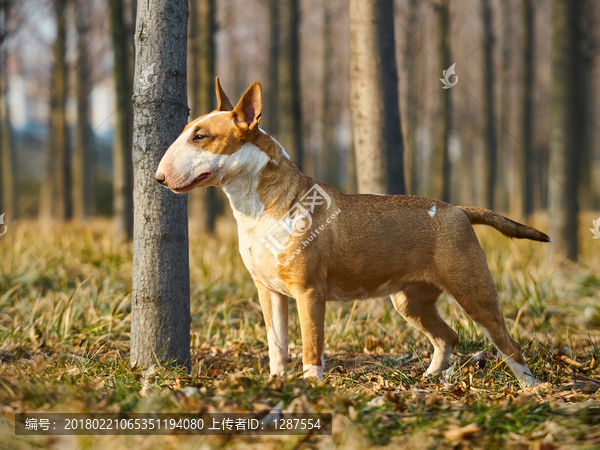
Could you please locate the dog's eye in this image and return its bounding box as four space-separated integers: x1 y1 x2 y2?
193 134 206 141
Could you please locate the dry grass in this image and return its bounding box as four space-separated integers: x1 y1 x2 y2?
0 213 599 449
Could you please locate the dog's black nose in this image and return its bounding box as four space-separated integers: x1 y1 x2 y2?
155 172 166 184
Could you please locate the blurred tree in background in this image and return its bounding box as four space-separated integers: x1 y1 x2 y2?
548 0 592 261
109 0 134 241
0 0 14 222
349 0 405 195
278 0 303 171
72 0 93 220
188 0 219 235
39 0 69 224
432 0 451 202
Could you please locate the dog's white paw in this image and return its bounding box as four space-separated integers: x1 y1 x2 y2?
303 364 324 381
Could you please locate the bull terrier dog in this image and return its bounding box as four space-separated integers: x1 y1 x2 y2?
156 79 550 386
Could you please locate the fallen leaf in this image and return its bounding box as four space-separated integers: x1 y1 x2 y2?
348 405 357 421
365 396 385 409
557 400 600 413
252 402 273 413
28 355 47 374
444 423 480 442
560 355 582 367
533 441 555 450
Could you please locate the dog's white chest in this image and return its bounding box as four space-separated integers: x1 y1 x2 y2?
235 214 292 297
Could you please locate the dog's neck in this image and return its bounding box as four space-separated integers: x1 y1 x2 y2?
220 130 306 222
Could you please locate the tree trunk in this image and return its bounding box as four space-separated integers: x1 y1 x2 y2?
264 0 279 136
500 0 515 215
432 0 452 202
0 0 15 222
319 0 338 188
40 0 70 223
188 0 218 234
72 0 93 220
578 0 595 210
109 0 134 241
482 0 497 210
404 0 420 196
521 0 535 218
548 0 587 261
349 0 405 195
131 0 191 369
278 0 303 170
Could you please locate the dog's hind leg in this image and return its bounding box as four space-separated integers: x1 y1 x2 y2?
449 284 536 387
438 238 536 387
391 284 458 376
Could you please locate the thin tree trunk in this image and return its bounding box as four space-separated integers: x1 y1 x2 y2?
319 0 338 188
278 0 303 170
578 0 595 210
349 0 405 195
131 0 191 369
109 0 134 241
189 0 218 234
500 0 515 215
40 0 69 223
0 0 15 221
404 0 420 195
432 0 452 202
548 0 586 261
521 0 535 218
264 0 279 136
345 134 357 193
72 0 93 220
482 0 497 210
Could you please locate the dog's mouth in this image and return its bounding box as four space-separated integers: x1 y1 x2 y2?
171 171 212 193
195 172 211 183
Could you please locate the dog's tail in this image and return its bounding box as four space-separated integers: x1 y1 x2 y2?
457 206 551 243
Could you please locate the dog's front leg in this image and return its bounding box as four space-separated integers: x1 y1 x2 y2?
295 290 326 381
255 281 289 378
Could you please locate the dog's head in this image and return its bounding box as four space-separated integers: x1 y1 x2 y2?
155 78 264 193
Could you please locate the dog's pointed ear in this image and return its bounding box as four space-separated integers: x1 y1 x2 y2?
215 77 233 111
233 82 262 131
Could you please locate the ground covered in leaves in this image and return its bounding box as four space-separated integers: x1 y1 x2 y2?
1 216 600 449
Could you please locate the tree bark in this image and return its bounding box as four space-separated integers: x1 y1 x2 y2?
0 0 15 221
188 0 218 234
521 0 535 218
500 0 515 215
40 0 70 223
72 0 93 220
131 0 191 369
432 0 452 202
404 0 420 196
578 0 595 210
481 0 497 210
278 0 303 171
548 0 587 261
319 0 338 188
349 0 405 195
109 0 134 241
264 0 279 136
